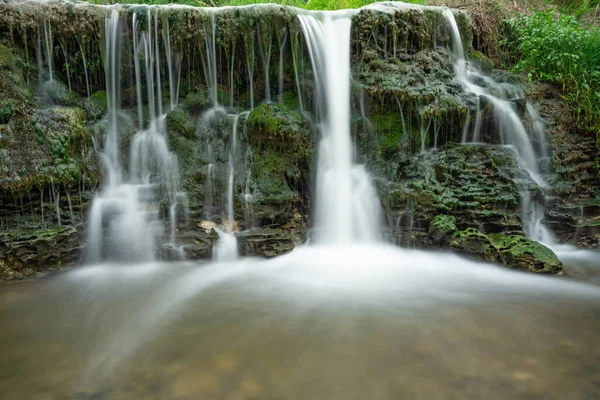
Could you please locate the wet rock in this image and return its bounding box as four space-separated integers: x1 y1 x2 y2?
528 82 600 248
246 103 312 230
450 227 502 264
44 80 77 106
382 144 528 246
183 92 211 116
0 225 83 279
236 227 296 258
490 234 562 273
77 98 106 121
166 107 196 139
468 50 493 73
446 228 562 273
429 214 457 245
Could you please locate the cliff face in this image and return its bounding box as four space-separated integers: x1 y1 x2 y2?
0 0 585 278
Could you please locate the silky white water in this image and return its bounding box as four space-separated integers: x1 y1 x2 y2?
2 4 600 400
86 9 186 262
441 10 557 245
299 12 381 244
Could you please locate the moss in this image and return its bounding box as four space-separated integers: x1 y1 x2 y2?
247 103 311 161
429 214 457 244
183 91 210 115
251 148 296 204
468 50 493 73
450 227 501 263
0 99 14 124
90 91 108 114
45 80 77 106
0 43 17 72
372 112 405 158
490 234 562 274
166 108 196 139
6 226 66 242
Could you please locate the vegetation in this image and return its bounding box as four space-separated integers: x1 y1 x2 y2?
505 10 600 170
552 0 600 19
89 0 427 10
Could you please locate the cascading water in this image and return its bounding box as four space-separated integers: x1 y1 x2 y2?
213 112 249 262
298 12 381 244
5 4 600 399
441 9 556 245
86 8 187 263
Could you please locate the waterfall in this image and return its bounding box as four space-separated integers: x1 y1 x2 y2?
298 12 381 244
204 12 218 108
86 9 187 263
441 10 555 245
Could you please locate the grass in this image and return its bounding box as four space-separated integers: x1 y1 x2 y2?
551 0 600 19
89 0 427 9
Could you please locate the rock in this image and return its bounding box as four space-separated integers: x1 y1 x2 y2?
381 144 530 248
182 92 211 115
236 228 296 258
0 225 83 279
429 214 457 245
44 80 77 106
246 103 312 229
468 50 493 73
490 234 562 273
450 227 502 264
77 98 106 121
449 229 561 273
166 108 196 139
448 228 562 273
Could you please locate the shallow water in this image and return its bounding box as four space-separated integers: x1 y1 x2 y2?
554 244 600 284
1 245 600 399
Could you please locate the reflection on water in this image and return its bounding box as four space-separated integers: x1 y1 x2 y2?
1 244 600 399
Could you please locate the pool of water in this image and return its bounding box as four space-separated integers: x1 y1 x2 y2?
1 245 599 399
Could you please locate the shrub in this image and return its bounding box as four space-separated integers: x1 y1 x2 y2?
505 10 600 172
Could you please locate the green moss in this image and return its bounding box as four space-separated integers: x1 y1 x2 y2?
450 228 499 261
246 103 312 211
430 214 456 232
372 112 405 158
166 108 196 139
247 103 311 161
251 148 296 204
0 99 14 124
490 234 562 273
0 43 17 71
90 91 108 114
45 80 77 106
468 50 493 73
183 91 210 115
428 214 457 245
6 226 66 242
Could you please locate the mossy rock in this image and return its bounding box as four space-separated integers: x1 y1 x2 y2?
450 227 502 264
166 108 196 139
490 234 562 274
183 92 210 115
252 148 295 195
468 50 494 73
429 214 457 245
90 91 108 114
247 104 311 154
0 225 83 280
236 227 296 258
44 80 77 106
0 99 14 124
0 43 17 71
